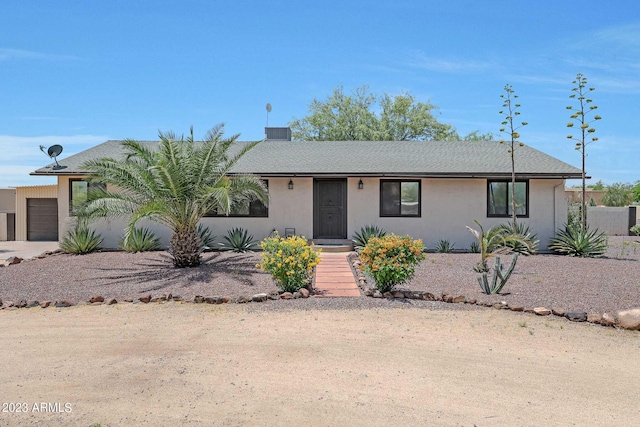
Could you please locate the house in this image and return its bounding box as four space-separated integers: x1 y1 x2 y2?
25 128 582 250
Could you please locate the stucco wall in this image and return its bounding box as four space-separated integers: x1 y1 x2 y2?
15 185 58 241
57 176 314 249
348 178 565 251
0 188 16 212
54 176 566 251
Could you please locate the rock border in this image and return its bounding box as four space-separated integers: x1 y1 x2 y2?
347 253 640 331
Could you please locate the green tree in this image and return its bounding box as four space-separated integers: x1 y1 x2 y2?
462 130 495 141
601 182 634 207
587 179 605 190
632 180 640 203
498 84 528 228
377 92 458 141
289 85 484 142
566 73 602 229
79 124 269 268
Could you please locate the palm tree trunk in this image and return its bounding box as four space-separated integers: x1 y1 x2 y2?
170 229 202 267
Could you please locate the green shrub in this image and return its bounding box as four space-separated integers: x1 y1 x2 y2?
359 234 425 293
435 239 455 253
60 226 103 255
197 224 216 251
220 227 257 252
497 222 539 255
120 227 160 253
548 224 608 257
352 225 387 250
469 241 480 253
258 234 320 292
630 224 640 236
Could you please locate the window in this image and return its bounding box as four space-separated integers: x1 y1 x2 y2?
69 179 105 214
205 180 268 217
380 180 421 217
487 180 528 217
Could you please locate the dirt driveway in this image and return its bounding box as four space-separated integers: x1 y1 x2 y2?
0 303 639 426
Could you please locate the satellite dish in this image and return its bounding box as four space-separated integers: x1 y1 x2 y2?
48 144 63 157
39 144 66 170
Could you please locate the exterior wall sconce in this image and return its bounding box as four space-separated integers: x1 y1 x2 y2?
288 179 294 190
358 179 363 190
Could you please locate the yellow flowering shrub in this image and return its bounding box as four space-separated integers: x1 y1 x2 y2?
359 234 425 293
258 234 321 292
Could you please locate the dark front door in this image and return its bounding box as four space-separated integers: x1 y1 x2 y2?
314 179 347 239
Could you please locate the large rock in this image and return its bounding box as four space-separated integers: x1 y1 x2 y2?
299 288 310 298
423 292 436 301
89 296 104 303
551 307 566 317
54 300 74 308
281 292 293 300
452 295 466 304
5 256 23 266
564 312 587 322
40 301 51 308
0 298 3 307
533 307 551 316
616 308 640 331
139 295 152 304
252 293 268 302
601 313 616 327
587 314 602 324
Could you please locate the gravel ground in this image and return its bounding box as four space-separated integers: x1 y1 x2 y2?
1 236 639 315
391 235 640 315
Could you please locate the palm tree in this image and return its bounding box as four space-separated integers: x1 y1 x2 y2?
79 124 268 267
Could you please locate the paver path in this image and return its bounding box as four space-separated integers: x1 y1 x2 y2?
313 252 361 297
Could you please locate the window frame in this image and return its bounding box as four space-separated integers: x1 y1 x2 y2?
204 180 269 218
69 178 105 215
379 179 422 218
486 179 529 218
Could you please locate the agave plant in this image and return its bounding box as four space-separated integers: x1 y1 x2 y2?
60 226 103 255
197 224 216 252
120 227 161 253
435 239 455 253
352 225 387 250
219 227 257 253
548 224 608 257
496 222 539 255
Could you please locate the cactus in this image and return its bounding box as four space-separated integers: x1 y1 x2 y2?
477 254 519 294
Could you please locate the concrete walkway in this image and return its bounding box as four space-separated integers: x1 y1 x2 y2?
0 241 60 262
313 252 361 297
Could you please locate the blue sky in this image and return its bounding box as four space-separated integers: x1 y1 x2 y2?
1 0 638 187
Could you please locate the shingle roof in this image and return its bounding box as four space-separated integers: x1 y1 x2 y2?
31 139 582 179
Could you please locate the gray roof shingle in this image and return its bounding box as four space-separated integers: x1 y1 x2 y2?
31 139 582 178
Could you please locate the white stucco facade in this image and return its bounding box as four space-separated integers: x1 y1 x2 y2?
52 175 566 251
